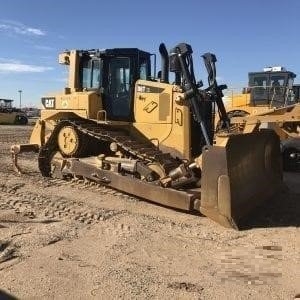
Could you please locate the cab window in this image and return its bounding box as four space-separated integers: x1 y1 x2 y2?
139 58 149 80
81 59 101 89
108 58 130 95
250 75 268 87
270 75 285 87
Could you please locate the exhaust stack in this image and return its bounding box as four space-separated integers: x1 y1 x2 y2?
159 43 169 83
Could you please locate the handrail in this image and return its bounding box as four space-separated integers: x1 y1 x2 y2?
223 85 297 108
96 110 108 123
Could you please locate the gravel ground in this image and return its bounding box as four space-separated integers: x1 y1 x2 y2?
0 125 299 299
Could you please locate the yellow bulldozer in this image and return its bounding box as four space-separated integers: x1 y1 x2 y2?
0 99 28 125
11 43 282 229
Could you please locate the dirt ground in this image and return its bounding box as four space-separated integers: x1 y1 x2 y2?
0 125 299 300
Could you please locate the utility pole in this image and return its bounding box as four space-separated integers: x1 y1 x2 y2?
18 90 22 109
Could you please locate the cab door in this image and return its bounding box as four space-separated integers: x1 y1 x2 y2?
104 57 132 121
250 74 269 105
269 73 287 107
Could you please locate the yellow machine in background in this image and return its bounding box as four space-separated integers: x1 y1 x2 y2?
225 67 298 114
0 99 28 125
11 43 282 229
219 67 300 171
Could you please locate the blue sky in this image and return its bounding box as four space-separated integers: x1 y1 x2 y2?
0 0 300 107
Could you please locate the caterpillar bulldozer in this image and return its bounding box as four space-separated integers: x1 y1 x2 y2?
0 99 28 125
218 67 300 171
11 43 282 229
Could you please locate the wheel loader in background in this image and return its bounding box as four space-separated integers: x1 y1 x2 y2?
224 67 299 113
218 67 300 171
0 99 28 125
11 42 282 229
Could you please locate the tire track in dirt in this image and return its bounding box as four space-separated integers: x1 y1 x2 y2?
0 183 124 225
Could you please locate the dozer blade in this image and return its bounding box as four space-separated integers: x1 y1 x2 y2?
199 130 282 229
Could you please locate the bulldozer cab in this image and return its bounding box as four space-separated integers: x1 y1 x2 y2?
68 48 152 121
248 68 296 107
0 99 14 112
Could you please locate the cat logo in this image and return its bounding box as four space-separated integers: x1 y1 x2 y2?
42 97 56 109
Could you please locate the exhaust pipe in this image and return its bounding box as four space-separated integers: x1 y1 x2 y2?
159 43 169 83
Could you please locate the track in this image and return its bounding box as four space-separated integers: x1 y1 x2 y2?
0 123 141 207
38 119 181 177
